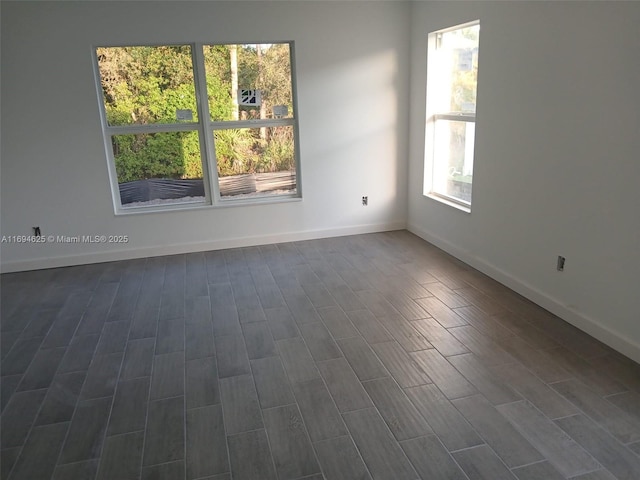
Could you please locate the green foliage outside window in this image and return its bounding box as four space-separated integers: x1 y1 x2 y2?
97 44 295 183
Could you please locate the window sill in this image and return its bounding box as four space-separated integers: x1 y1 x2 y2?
425 193 471 214
114 194 302 216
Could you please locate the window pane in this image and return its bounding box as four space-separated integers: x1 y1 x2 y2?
97 46 198 126
204 43 293 121
112 131 205 207
214 126 296 198
432 120 474 204
440 25 479 113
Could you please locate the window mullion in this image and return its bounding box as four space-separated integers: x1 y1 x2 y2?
192 43 221 204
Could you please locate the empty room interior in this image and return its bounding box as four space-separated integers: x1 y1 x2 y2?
2 1 640 479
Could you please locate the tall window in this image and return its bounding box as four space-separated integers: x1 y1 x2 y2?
424 22 479 210
94 43 299 211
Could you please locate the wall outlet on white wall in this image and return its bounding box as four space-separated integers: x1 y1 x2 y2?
557 255 566 271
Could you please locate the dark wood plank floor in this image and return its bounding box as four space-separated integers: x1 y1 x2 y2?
2 230 639 480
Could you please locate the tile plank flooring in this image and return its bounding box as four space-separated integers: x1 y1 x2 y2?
2 230 640 480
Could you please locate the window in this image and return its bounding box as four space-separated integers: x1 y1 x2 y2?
94 43 299 212
424 22 479 210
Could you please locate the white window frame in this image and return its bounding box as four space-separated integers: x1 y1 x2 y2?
93 42 301 215
424 21 479 212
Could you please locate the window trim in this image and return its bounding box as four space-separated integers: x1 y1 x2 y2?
423 20 479 213
93 41 301 214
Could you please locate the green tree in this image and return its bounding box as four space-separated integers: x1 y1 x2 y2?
98 46 203 182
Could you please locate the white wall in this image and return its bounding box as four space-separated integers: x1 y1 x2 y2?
0 0 410 271
408 1 640 361
3 1 639 362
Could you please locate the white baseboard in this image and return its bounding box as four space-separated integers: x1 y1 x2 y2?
408 223 640 364
1 221 406 274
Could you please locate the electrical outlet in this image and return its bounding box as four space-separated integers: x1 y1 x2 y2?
557 255 565 271
362 196 368 206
